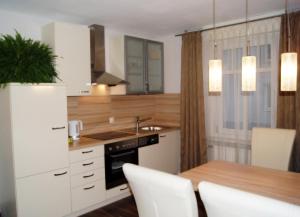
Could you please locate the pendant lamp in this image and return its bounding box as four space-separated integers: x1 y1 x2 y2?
242 0 256 91
281 0 298 91
209 0 222 92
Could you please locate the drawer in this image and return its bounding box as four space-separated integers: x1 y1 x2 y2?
70 157 104 175
70 146 104 163
71 180 105 212
106 184 130 199
71 168 105 188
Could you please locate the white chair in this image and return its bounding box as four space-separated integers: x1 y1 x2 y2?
123 163 198 217
199 181 300 217
251 127 296 171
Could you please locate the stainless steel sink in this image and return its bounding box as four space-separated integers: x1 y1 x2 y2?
141 126 163 131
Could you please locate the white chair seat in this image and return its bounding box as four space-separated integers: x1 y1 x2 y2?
123 163 198 217
199 181 300 217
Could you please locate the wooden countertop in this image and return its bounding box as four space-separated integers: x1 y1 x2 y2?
180 160 300 206
69 126 179 151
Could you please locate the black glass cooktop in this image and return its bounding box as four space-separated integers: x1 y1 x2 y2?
85 131 134 141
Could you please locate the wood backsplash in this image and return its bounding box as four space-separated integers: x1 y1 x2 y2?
67 94 180 135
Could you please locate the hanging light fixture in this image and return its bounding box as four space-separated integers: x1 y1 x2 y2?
281 0 298 91
209 0 222 92
242 0 256 91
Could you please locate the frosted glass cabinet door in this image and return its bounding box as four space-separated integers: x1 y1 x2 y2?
147 41 164 93
125 36 145 94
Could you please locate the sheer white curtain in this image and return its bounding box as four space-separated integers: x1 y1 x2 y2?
202 17 281 164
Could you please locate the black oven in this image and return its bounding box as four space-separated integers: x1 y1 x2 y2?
105 138 138 189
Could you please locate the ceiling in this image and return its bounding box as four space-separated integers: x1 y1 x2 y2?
1 0 300 36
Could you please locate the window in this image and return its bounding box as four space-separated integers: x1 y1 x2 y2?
203 17 280 164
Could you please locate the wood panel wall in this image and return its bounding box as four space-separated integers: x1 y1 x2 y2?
67 94 180 135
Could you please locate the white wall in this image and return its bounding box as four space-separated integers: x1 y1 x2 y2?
0 8 182 94
159 35 181 93
0 9 51 40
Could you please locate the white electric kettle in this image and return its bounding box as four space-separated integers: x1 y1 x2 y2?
68 120 83 140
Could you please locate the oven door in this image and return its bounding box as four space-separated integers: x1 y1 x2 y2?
105 148 138 189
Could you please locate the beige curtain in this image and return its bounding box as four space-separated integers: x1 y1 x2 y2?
277 11 300 172
180 32 207 171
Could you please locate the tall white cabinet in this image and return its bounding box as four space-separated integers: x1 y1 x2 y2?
0 84 71 217
42 22 91 96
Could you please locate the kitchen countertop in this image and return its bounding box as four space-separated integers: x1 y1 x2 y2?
69 125 180 151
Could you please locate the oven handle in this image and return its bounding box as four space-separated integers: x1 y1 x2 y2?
110 150 136 158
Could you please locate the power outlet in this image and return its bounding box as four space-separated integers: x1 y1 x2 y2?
109 117 115 124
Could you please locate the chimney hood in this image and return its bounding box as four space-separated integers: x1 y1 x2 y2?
89 24 128 86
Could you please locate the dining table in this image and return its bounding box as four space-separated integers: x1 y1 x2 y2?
179 160 300 206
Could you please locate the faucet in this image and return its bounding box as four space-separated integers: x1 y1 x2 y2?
136 116 152 134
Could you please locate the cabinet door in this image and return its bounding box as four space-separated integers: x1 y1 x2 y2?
139 131 180 174
16 168 71 217
10 85 69 178
158 131 180 174
147 41 164 93
139 143 164 171
125 36 146 94
42 23 91 96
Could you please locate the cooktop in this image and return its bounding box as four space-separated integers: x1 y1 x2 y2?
84 131 134 141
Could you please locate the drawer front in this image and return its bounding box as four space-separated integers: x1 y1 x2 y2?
70 146 104 163
106 184 130 199
70 157 104 175
71 168 105 188
71 180 105 212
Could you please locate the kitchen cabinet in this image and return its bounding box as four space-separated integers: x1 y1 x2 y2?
10 84 69 178
139 130 180 174
42 22 91 96
69 145 106 212
16 168 71 217
125 36 164 94
0 84 71 217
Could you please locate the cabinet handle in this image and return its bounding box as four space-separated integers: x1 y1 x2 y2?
52 126 66 130
120 186 128 191
82 162 94 166
160 135 167 138
82 150 93 154
54 171 67 176
84 185 95 190
83 173 94 178
80 90 90 94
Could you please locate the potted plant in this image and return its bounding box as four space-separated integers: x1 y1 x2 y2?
0 31 58 88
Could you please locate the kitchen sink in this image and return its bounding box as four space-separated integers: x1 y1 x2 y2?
141 126 163 131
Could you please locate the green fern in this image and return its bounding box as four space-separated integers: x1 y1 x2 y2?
0 31 58 88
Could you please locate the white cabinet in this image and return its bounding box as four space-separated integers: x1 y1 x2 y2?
0 84 71 217
10 85 69 178
42 22 91 96
69 145 106 212
139 130 180 174
71 180 105 212
16 168 71 217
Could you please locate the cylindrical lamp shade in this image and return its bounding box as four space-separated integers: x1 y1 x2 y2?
281 52 298 91
209 59 222 92
242 56 256 91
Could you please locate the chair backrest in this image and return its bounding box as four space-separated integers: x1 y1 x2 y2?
123 163 198 217
251 127 296 171
199 181 300 217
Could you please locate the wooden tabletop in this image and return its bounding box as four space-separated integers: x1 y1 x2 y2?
180 160 300 206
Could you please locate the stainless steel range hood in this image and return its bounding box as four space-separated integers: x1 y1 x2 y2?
89 24 128 86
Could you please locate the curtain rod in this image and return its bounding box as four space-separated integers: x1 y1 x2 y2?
175 14 283 37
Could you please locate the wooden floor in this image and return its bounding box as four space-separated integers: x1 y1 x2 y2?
81 195 207 217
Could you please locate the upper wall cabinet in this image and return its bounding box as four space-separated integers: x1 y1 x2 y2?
125 36 164 94
42 22 91 96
